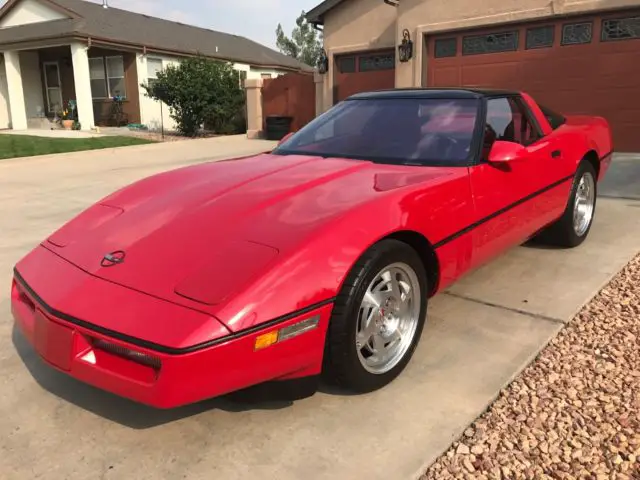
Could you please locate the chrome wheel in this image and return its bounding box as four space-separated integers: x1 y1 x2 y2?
355 262 421 375
573 171 596 237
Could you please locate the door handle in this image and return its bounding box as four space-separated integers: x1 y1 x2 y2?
551 150 562 158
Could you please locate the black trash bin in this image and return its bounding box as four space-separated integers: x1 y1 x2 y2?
265 115 293 141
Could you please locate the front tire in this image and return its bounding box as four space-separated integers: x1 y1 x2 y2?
322 239 428 393
538 160 598 248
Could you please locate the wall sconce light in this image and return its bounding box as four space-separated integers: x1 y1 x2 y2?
317 49 329 74
398 29 413 62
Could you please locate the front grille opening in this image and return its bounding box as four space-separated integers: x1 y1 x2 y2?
91 338 162 370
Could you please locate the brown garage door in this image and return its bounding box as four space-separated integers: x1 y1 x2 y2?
426 9 640 151
334 49 396 103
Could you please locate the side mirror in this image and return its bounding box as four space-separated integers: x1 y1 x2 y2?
487 140 527 163
277 132 294 146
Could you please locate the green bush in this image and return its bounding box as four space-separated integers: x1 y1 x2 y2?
141 56 246 137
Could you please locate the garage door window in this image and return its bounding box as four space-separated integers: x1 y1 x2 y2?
337 56 356 73
561 22 593 45
525 26 555 49
359 53 395 71
601 16 640 41
462 31 519 55
434 38 457 58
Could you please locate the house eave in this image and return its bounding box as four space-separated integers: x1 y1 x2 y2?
89 37 308 71
0 34 82 51
306 0 348 25
0 33 308 72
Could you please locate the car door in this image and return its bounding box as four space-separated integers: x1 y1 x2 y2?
467 94 563 270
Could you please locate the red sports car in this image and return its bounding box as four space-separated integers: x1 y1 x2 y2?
12 88 613 408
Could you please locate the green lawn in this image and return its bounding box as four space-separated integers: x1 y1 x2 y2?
0 134 155 160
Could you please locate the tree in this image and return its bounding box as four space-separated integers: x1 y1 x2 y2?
276 10 323 67
141 56 245 137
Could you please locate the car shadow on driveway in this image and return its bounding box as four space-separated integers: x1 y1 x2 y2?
11 324 299 429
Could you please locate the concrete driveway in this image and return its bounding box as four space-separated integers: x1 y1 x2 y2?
1 141 639 480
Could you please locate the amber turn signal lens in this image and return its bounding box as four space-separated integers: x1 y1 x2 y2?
254 330 279 350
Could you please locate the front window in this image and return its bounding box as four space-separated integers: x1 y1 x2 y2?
273 97 480 166
146 58 163 88
89 55 127 99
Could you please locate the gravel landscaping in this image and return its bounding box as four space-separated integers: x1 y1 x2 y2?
422 253 640 480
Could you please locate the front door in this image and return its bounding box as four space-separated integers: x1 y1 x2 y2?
43 61 63 115
468 95 565 270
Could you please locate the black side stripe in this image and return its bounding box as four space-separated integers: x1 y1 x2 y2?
434 173 574 249
13 268 335 356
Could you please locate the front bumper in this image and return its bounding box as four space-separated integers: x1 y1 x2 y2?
11 249 332 409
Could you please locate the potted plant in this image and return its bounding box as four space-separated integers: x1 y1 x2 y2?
59 100 77 130
59 108 74 130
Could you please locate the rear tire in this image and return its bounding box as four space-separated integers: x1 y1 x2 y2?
536 160 597 248
322 239 428 393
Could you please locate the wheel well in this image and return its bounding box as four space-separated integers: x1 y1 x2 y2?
385 230 440 297
584 150 600 179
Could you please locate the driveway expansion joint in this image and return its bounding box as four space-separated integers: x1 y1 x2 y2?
598 194 640 201
441 291 567 325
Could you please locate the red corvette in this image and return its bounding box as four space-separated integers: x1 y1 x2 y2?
12 88 613 408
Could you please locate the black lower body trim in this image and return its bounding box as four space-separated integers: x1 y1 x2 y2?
13 268 335 355
434 173 574 249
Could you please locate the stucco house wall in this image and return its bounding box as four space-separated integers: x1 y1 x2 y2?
0 0 65 28
19 50 44 119
319 0 396 113
136 53 180 132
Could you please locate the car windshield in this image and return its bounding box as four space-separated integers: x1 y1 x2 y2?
273 97 481 166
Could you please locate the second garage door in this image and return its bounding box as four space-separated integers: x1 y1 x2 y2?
333 49 396 103
426 9 640 152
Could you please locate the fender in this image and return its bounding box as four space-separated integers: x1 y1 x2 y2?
214 172 474 333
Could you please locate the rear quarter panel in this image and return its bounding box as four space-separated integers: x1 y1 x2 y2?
523 92 614 180
562 115 614 180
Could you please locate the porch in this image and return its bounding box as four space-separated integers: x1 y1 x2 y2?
0 43 142 131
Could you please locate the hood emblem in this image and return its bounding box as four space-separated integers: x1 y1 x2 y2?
101 250 126 267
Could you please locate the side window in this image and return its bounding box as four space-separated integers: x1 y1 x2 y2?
539 104 567 130
485 97 542 146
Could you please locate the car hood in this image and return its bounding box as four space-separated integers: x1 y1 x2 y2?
43 152 455 322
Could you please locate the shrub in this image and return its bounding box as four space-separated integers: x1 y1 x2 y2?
141 56 245 137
